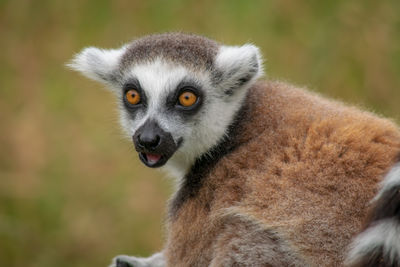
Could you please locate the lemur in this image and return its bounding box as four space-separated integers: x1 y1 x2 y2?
69 33 400 267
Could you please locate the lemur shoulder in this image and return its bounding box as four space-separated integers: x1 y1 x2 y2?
69 33 400 267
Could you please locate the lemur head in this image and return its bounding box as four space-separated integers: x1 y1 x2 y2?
69 33 263 177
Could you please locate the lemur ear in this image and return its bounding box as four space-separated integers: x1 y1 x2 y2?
215 44 263 95
67 46 126 85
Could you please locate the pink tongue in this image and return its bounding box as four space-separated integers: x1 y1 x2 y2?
146 153 161 164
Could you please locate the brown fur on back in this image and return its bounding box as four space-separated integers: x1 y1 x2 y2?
165 80 400 266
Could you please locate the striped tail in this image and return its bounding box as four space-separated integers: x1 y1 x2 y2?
346 163 400 267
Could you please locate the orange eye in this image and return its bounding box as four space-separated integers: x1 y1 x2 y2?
125 89 141 105
178 91 197 107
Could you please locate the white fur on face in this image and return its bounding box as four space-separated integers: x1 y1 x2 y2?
120 59 192 139
118 58 252 179
69 41 264 180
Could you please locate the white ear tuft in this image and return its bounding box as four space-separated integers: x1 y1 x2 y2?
215 44 263 94
67 46 126 84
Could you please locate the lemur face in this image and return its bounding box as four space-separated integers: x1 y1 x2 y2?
69 33 263 174
118 60 210 168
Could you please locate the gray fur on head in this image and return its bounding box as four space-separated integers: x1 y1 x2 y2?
68 32 263 178
120 33 220 71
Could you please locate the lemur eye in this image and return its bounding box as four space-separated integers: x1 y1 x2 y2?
178 91 197 107
125 89 141 105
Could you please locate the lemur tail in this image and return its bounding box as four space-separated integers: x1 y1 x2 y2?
346 162 400 267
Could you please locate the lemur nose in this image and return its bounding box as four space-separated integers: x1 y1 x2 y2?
133 120 169 152
137 133 161 150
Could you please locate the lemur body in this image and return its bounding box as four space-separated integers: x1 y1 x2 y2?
70 33 400 266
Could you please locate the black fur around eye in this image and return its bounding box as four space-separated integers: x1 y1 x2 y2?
176 87 200 108
173 86 203 114
122 79 147 109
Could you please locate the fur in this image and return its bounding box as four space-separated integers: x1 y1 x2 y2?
346 163 400 267
164 81 400 266
120 32 219 71
68 33 400 267
68 46 126 85
346 219 400 267
69 33 262 178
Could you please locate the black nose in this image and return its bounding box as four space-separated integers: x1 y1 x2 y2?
133 120 166 152
137 133 161 150
132 119 180 167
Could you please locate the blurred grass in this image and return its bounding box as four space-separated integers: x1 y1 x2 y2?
0 0 399 266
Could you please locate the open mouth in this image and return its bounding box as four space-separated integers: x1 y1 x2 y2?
132 120 183 168
138 152 168 168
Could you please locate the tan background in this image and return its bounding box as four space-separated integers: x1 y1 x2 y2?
1 0 399 266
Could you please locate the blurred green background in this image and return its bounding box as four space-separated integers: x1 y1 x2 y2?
1 0 399 266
